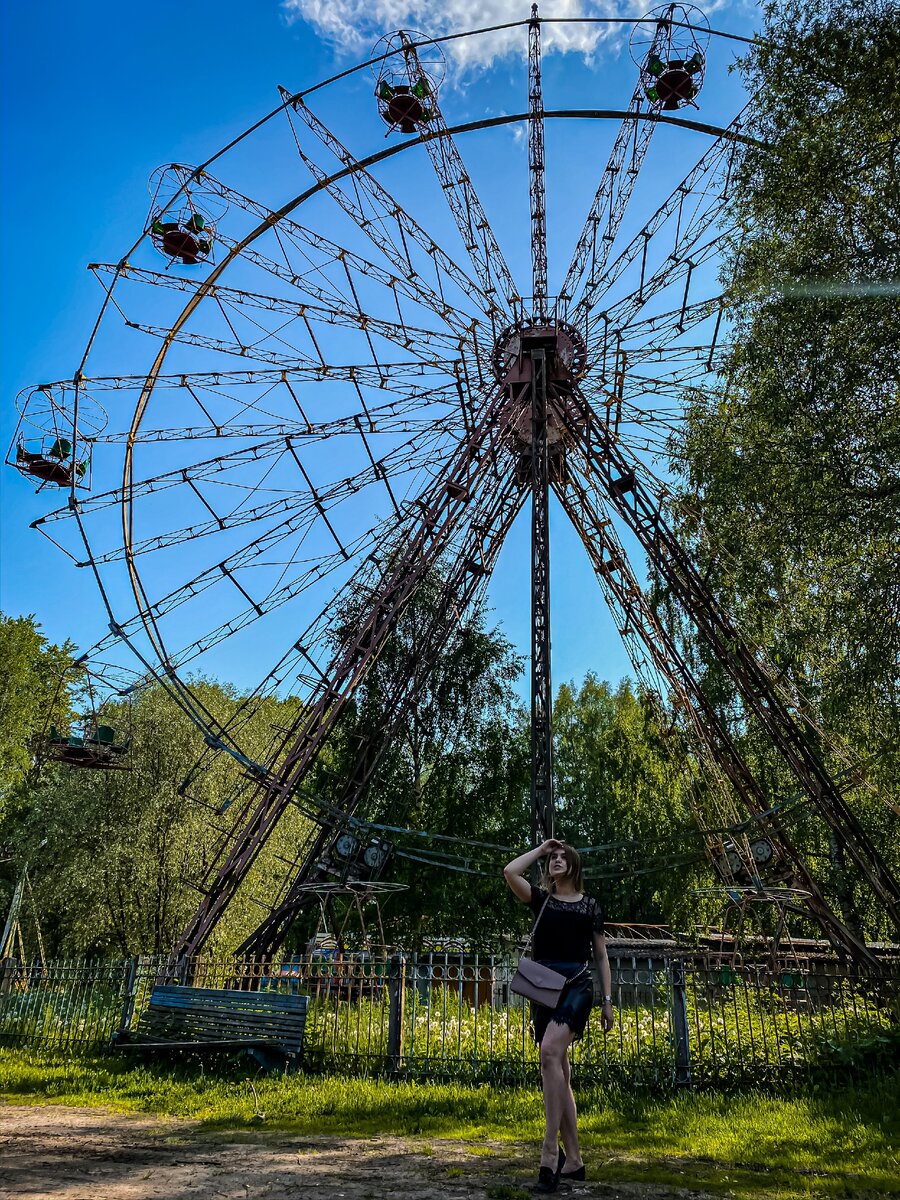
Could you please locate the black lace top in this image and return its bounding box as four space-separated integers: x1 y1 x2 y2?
528 884 605 962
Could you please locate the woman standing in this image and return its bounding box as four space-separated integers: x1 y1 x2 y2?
504 838 614 1193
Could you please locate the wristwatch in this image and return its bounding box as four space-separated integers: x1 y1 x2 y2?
601 995 613 1005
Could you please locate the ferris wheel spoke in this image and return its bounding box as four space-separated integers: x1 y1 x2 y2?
97 410 451 445
38 407 450 532
602 230 728 341
125 541 364 674
49 367 461 401
121 322 463 397
250 460 516 720
179 438 521 931
576 109 747 332
91 262 465 363
586 298 728 386
167 514 414 674
31 374 452 461
184 163 477 336
560 86 665 316
584 310 728 423
388 34 521 316
119 288 459 383
232 237 476 341
93 428 446 565
118 456 449 665
528 12 548 311
627 363 724 396
620 295 727 350
98 487 430 676
211 194 480 341
279 91 501 324
597 357 727 404
37 436 304 525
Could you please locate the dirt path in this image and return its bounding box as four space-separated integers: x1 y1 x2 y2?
0 1104 718 1200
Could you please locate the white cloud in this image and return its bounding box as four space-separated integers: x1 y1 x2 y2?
282 1 650 71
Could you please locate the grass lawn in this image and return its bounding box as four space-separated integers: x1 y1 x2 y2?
1 1049 898 1199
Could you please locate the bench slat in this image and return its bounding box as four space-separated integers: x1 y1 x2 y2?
140 1020 303 1040
152 987 303 1010
120 1037 270 1051
144 1006 306 1028
141 1013 305 1033
121 985 309 1062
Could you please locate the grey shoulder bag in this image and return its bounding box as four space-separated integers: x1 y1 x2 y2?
510 892 567 1008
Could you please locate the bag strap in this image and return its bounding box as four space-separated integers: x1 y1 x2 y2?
520 889 552 958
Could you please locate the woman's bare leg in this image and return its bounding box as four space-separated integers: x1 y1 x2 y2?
558 1050 583 1169
539 1022 577 1168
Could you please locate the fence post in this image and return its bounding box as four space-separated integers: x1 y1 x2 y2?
116 957 138 1041
670 957 692 1088
387 952 406 1075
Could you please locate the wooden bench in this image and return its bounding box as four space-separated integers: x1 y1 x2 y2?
114 985 308 1070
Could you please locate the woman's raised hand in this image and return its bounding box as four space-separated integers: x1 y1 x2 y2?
539 838 564 854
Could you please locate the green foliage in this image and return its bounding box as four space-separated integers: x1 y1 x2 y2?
810 1023 900 1074
553 675 706 926
309 568 531 951
5 681 314 956
0 613 80 816
666 0 900 939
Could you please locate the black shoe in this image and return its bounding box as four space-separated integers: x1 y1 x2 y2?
536 1148 565 1193
560 1164 586 1180
536 1166 558 1193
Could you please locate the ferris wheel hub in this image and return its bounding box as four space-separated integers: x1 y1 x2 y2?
491 318 587 471
491 318 587 387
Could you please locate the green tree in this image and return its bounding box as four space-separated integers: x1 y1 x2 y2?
9 680 313 956
553 675 705 929
667 0 900 938
0 614 79 816
305 566 531 951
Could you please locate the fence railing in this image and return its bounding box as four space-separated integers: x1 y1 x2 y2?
1 951 897 1088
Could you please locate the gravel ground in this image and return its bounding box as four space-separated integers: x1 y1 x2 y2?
1 1104 721 1200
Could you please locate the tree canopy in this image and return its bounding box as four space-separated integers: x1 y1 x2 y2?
667 0 900 939
0 614 80 821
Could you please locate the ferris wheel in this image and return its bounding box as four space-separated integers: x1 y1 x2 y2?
8 4 899 968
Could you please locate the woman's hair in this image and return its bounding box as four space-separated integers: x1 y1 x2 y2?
543 842 585 894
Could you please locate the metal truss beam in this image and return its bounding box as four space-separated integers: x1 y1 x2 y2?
576 111 746 333
561 389 900 937
557 469 880 968
171 394 508 960
237 475 526 959
528 9 548 313
396 35 521 320
176 170 476 338
559 26 670 317
92 263 465 359
282 92 503 323
530 347 554 843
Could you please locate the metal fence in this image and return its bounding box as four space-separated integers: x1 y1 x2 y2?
1 951 897 1088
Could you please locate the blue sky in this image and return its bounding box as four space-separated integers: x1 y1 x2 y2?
1 1 761 710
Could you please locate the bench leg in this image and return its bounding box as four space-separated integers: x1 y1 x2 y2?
247 1046 289 1072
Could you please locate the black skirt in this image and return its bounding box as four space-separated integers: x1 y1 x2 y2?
530 961 593 1044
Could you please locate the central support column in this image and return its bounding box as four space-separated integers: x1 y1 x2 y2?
530 346 554 843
